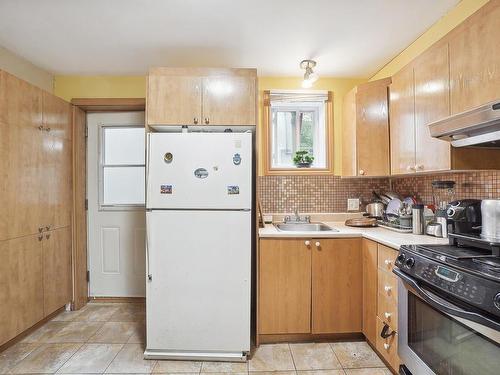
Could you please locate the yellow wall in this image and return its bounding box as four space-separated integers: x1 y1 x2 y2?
54 75 146 101
54 75 365 175
370 0 489 80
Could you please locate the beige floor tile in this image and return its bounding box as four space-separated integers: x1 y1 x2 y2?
249 344 295 372
197 373 247 375
21 321 70 343
248 372 296 375
75 304 121 322
105 344 156 373
88 322 141 344
297 371 345 375
0 342 39 373
153 360 202 373
290 343 342 370
52 310 84 322
46 322 104 343
201 361 248 373
109 304 146 323
9 343 82 374
126 323 146 344
56 343 123 374
330 342 384 369
344 368 391 375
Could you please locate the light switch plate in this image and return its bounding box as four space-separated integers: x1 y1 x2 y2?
347 198 360 211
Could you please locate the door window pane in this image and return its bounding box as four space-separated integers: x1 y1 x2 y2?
104 127 145 165
103 167 145 205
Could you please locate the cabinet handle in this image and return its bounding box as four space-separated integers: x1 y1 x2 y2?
384 312 392 319
384 285 392 293
204 117 210 125
304 240 310 246
315 241 321 247
380 322 396 339
359 169 365 176
384 259 392 266
193 117 199 125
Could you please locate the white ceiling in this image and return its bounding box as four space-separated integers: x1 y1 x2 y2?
0 0 459 77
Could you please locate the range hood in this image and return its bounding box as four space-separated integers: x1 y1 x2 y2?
428 100 500 147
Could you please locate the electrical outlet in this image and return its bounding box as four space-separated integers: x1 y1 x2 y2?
347 198 360 211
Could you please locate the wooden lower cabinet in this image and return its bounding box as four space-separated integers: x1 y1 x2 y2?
43 227 72 317
376 317 400 371
259 239 312 334
362 239 378 344
312 238 362 333
258 238 362 336
0 235 44 345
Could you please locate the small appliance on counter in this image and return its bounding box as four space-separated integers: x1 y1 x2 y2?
481 199 500 242
394 197 500 375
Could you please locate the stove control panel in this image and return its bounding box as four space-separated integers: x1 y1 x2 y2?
396 247 500 318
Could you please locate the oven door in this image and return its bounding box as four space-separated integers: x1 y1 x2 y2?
395 268 500 375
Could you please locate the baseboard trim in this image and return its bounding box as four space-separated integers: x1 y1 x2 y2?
88 296 145 303
0 306 65 353
257 332 364 344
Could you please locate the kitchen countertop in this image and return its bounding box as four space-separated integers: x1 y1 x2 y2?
259 221 449 250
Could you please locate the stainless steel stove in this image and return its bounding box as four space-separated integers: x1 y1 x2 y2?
394 234 500 375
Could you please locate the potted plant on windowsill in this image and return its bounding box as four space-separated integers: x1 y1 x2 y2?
293 150 314 168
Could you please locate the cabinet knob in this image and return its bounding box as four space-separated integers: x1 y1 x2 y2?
384 343 390 350
193 117 199 125
38 234 43 241
384 312 392 319
304 240 310 246
359 169 365 176
204 117 210 125
38 125 44 131
315 241 321 247
384 259 392 266
384 285 392 293
38 226 44 233
406 165 415 171
45 225 51 231
45 233 51 239
45 127 51 132
416 164 424 170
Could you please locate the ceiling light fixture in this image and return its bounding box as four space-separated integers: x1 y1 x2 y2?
300 59 318 88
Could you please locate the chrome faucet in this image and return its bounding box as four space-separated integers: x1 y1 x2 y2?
284 208 311 224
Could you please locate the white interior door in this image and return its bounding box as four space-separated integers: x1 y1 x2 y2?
87 112 146 297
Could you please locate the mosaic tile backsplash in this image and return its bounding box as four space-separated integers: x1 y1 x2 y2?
258 171 500 213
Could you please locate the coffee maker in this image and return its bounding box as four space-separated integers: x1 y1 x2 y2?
447 199 482 236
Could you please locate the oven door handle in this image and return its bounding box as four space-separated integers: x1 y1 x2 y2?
393 267 500 331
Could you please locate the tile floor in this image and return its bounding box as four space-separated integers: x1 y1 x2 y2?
0 303 391 374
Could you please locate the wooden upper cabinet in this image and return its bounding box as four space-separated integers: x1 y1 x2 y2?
0 71 44 241
362 239 378 344
0 234 44 345
342 87 357 176
311 238 362 334
413 42 451 172
449 0 500 114
147 68 256 127
42 92 72 140
356 79 391 176
43 227 72 316
202 75 256 126
147 74 202 125
258 239 312 334
390 64 416 175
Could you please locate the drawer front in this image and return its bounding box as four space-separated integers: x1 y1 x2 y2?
378 244 397 273
377 289 398 328
376 317 400 371
378 269 398 307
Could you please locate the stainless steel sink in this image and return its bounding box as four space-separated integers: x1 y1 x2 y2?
274 223 337 232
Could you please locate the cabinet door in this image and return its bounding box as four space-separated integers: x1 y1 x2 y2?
259 239 311 334
376 317 400 372
43 227 72 316
0 235 44 345
202 76 256 126
390 64 416 175
449 1 500 114
42 92 72 140
414 43 451 172
147 75 202 125
312 238 362 333
0 71 44 241
342 87 357 177
356 82 390 176
362 239 378 344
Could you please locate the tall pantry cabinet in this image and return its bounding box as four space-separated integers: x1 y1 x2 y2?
0 70 73 346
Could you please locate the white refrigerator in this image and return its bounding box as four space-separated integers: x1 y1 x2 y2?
144 132 252 361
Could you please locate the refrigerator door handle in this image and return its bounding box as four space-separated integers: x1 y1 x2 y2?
146 215 152 282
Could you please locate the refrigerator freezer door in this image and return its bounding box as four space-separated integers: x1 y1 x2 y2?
147 132 252 210
145 210 251 359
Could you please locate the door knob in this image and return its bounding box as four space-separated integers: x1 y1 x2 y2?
304 240 310 246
